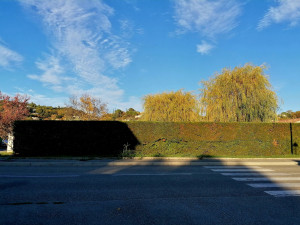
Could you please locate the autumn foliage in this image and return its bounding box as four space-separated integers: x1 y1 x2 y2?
0 92 30 139
64 94 108 120
200 64 278 122
143 90 200 122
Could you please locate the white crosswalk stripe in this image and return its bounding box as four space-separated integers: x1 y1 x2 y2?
248 183 300 188
233 177 300 182
211 169 273 172
264 190 300 197
205 165 300 197
203 166 261 169
221 172 289 176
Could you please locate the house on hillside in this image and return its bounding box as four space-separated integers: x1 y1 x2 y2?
278 118 300 123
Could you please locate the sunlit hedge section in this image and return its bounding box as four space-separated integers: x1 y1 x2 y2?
292 123 300 155
126 122 293 157
13 121 298 157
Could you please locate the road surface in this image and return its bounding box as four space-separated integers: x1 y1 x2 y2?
0 163 300 225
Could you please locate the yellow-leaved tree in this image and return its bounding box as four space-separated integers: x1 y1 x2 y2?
65 94 107 120
200 64 278 122
143 90 200 122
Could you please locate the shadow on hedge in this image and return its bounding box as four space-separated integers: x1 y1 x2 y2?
13 121 140 157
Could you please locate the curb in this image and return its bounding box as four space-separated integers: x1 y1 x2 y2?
128 157 300 160
0 161 299 166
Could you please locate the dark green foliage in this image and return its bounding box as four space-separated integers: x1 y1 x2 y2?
109 108 140 121
112 109 124 120
13 121 299 157
126 108 139 117
27 102 65 120
279 110 300 119
13 121 139 156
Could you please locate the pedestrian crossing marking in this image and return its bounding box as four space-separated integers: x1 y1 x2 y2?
233 177 300 182
211 169 273 172
264 190 300 197
221 173 288 176
204 166 261 169
113 173 192 176
248 183 300 188
205 165 300 197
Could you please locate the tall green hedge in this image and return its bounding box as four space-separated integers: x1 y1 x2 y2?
292 123 300 155
13 121 299 157
13 121 139 156
126 122 295 157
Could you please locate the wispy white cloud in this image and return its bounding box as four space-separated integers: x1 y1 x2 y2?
173 0 241 54
119 19 144 38
0 42 23 69
28 55 75 92
29 93 67 107
258 0 300 30
123 0 140 12
196 41 214 55
173 0 241 38
20 0 138 110
7 87 66 107
28 55 64 86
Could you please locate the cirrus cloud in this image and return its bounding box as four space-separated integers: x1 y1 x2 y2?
0 41 23 69
258 0 300 30
20 0 137 110
173 0 241 38
173 0 241 54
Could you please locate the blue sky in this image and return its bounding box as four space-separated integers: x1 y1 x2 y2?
0 0 299 112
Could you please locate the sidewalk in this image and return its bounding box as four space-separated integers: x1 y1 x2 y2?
0 157 299 166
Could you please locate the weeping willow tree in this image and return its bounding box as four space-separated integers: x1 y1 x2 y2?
143 90 200 122
200 64 278 122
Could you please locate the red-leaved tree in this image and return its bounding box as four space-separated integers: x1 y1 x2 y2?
0 92 30 139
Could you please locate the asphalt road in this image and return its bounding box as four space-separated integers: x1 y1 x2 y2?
0 164 300 225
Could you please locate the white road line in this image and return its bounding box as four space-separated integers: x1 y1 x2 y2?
0 175 80 178
211 169 273 172
204 166 261 169
233 177 300 182
247 183 300 188
113 173 192 176
265 190 300 197
221 173 289 176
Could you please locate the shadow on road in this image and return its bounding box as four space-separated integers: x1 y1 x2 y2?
1 157 300 225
